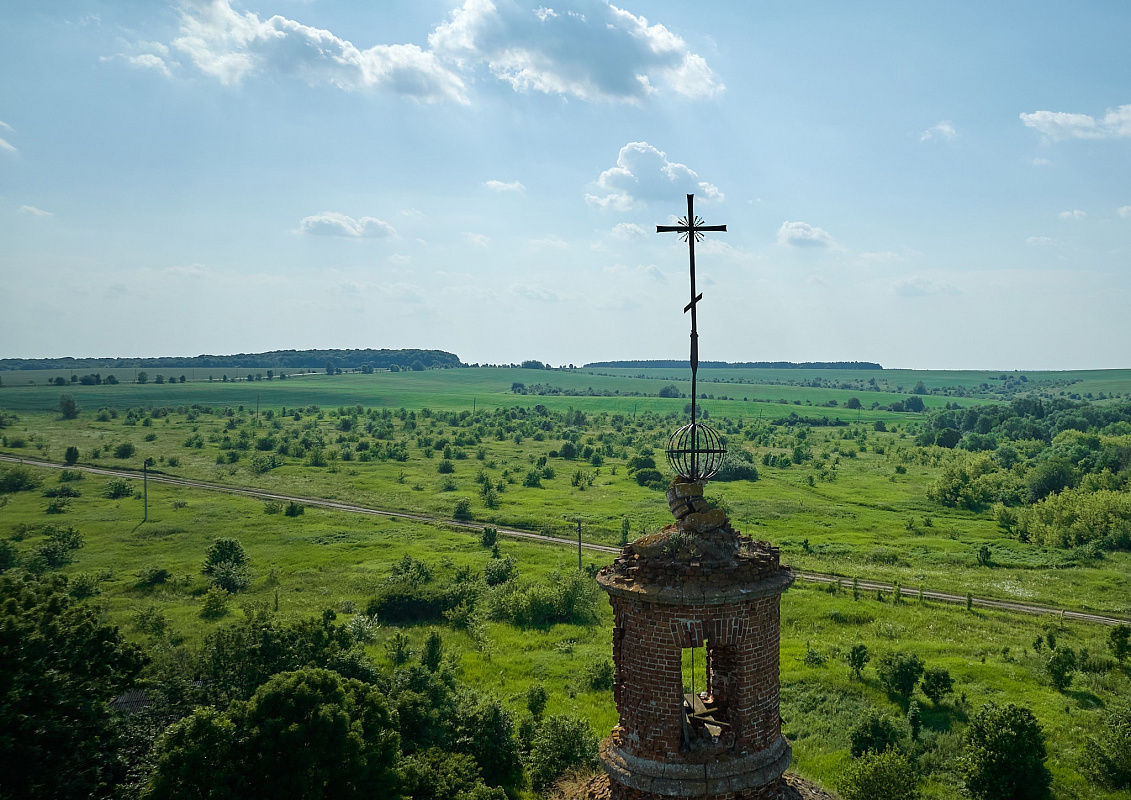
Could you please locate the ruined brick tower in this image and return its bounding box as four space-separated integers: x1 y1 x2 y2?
592 481 794 799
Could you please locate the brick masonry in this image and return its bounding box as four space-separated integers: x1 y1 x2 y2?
592 481 794 800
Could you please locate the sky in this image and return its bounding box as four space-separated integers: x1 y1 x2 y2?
1 1 1129 370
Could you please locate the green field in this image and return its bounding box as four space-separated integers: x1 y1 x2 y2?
3 366 1131 798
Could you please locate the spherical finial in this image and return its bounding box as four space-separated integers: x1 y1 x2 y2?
666 421 727 482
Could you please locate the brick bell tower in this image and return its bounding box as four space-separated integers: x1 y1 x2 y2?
588 194 794 799
592 481 794 799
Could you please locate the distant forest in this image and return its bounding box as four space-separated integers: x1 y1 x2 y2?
0 349 464 371
584 360 884 370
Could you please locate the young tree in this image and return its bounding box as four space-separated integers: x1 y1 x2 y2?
63 446 80 465
849 711 903 758
1110 622 1130 663
58 393 79 420
421 629 444 671
1081 700 1131 789
962 702 1051 800
920 666 955 704
1045 647 1076 691
527 715 599 791
848 644 870 679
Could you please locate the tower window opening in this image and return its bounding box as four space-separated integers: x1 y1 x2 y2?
681 641 732 749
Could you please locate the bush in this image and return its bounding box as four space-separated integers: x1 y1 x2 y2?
284 501 305 517
1081 700 1131 789
33 524 84 569
203 538 249 575
480 526 498 548
484 569 599 627
848 643 870 678
527 715 600 791
582 658 614 691
1045 646 1076 691
200 587 231 619
102 479 133 499
63 446 80 465
522 469 543 488
875 651 925 697
840 749 921 800
136 565 171 587
0 466 41 493
526 682 548 719
113 442 135 459
453 497 472 520
962 702 1051 800
483 555 517 587
209 561 252 593
849 711 903 758
634 468 664 487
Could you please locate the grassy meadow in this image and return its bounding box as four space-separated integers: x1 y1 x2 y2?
3 365 1131 798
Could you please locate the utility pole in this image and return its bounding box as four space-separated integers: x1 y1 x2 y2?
142 459 149 523
577 518 582 570
256 395 260 426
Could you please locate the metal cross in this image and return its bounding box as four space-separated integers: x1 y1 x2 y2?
657 193 726 427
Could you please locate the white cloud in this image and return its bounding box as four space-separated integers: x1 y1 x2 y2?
127 53 172 77
299 212 395 238
529 236 568 249
1031 157 1049 166
776 220 835 248
429 0 722 103
586 142 722 209
388 253 412 265
0 120 12 132
170 0 467 103
608 222 646 239
1118 206 1131 219
463 232 490 246
485 179 526 192
510 283 558 301
698 239 754 265
1059 209 1086 220
1020 104 1131 141
18 205 52 216
1026 236 1057 246
920 120 956 142
856 251 902 265
893 275 958 297
0 137 16 154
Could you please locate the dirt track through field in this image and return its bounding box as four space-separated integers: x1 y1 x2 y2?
4 454 1128 627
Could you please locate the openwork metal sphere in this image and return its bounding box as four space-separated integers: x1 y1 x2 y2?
666 421 727 482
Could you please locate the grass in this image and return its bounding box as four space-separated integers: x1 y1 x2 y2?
4 371 1131 797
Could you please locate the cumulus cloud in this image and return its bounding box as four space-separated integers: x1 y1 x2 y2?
776 221 835 248
429 0 722 103
485 179 526 192
1031 157 1050 166
169 0 467 102
299 212 395 238
1059 209 1086 220
0 122 16 153
127 53 172 76
586 142 721 209
893 276 958 297
529 236 568 249
1020 104 1131 141
920 120 956 142
1118 206 1131 219
510 283 559 301
608 222 646 238
463 232 490 246
18 205 53 216
1026 236 1057 246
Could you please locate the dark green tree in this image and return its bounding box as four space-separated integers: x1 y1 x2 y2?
849 711 903 758
0 572 145 800
1045 647 1076 691
64 445 80 465
58 393 79 420
526 715 599 791
1081 700 1131 789
847 644 870 679
875 651 925 698
920 666 954 704
421 630 444 672
839 749 921 800
962 702 1051 800
1109 622 1130 663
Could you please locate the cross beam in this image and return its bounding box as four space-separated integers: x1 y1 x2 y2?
657 193 726 430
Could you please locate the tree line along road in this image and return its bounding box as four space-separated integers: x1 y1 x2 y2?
3 453 1128 627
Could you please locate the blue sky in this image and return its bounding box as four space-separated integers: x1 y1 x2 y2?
1 1 1128 369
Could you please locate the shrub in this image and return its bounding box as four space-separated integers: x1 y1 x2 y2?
63 446 80 465
43 485 81 498
634 468 664 487
483 555 517 587
849 711 903 758
68 572 102 599
0 466 41 493
385 631 412 665
583 658 614 691
453 497 472 520
203 538 249 574
284 501 305 517
200 587 231 619
961 702 1050 799
1045 647 1076 691
875 651 925 697
1081 700 1131 789
263 500 283 514
847 644 870 679
840 749 921 800
113 442 135 459
209 561 252 593
32 524 84 569
480 526 498 548
527 715 600 791
136 565 171 587
526 682 548 719
522 469 543 488
102 479 134 499
58 469 84 483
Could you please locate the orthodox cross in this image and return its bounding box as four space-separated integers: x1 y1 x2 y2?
657 193 726 429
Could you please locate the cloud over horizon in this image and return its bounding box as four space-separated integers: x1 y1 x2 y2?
777 220 835 248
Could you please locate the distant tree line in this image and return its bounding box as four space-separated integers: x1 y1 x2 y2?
584 360 884 370
0 349 463 372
